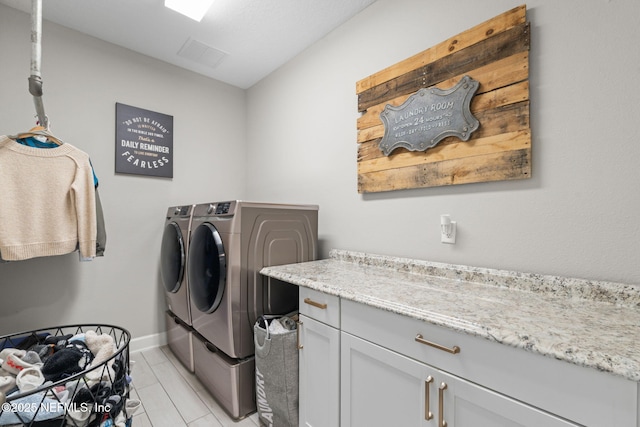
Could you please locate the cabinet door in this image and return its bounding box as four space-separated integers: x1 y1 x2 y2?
299 314 340 427
341 332 580 427
437 370 580 427
341 332 432 427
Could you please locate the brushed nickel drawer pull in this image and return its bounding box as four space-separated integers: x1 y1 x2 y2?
304 298 327 309
424 375 434 420
415 334 460 354
439 382 448 427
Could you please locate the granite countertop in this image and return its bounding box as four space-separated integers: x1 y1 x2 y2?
260 249 640 382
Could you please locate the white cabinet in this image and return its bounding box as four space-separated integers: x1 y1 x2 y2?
341 332 578 427
341 299 638 427
435 369 577 427
298 288 341 427
295 287 639 427
341 332 431 427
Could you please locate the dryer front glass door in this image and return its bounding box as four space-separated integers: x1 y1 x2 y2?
188 222 226 314
160 222 185 293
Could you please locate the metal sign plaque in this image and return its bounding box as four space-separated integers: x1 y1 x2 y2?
379 75 480 156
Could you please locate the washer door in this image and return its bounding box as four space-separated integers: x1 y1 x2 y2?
160 222 185 293
188 222 226 314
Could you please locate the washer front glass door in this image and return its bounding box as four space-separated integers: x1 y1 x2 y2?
188 222 226 313
160 222 184 293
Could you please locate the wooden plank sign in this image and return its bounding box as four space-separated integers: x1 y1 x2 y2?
356 5 531 193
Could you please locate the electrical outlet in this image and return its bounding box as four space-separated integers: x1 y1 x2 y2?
440 215 456 244
441 222 456 243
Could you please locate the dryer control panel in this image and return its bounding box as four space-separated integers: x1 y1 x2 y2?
215 202 232 215
202 201 236 216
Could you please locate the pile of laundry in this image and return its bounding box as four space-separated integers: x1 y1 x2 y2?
0 330 138 427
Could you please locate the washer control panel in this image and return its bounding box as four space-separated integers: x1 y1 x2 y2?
168 204 193 218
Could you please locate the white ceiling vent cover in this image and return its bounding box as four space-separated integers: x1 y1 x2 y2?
177 38 227 69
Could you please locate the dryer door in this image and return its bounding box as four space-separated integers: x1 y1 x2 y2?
188 222 226 314
160 222 185 293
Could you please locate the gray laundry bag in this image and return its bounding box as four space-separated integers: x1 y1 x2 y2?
254 315 299 427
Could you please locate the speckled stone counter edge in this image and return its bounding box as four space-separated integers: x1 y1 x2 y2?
329 249 640 308
262 249 640 381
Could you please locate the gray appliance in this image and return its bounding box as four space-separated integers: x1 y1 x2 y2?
187 200 318 419
160 204 195 371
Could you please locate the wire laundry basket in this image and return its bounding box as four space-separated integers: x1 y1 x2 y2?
0 324 133 427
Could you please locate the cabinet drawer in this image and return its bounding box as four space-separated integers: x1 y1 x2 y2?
299 287 340 328
342 299 468 378
341 299 638 427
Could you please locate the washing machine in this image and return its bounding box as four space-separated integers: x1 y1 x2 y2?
187 200 318 419
160 204 195 371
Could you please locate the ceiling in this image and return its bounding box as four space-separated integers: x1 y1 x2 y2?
0 0 378 89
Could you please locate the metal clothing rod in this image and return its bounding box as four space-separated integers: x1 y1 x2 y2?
28 0 48 129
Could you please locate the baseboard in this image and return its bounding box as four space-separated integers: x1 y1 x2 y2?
129 331 167 353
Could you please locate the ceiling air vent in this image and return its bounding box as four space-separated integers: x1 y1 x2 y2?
177 38 227 69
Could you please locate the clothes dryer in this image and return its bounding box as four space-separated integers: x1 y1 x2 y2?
160 204 195 371
187 200 318 419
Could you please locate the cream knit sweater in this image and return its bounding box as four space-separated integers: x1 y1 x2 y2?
0 135 97 261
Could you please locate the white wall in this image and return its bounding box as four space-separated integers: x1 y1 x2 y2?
246 0 640 285
1 0 639 341
0 5 247 338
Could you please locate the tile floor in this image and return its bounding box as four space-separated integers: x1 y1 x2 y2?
129 346 260 427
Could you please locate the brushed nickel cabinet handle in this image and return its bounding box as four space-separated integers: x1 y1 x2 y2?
297 321 303 349
304 297 327 309
424 375 434 420
415 334 460 354
439 382 448 427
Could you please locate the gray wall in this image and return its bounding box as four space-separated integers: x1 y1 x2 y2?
246 0 640 285
1 0 639 341
0 5 247 338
